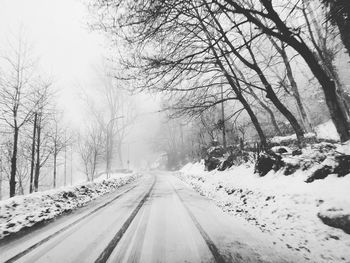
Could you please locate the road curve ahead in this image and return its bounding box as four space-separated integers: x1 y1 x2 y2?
0 172 303 263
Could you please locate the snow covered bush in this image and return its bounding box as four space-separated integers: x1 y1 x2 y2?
0 173 140 240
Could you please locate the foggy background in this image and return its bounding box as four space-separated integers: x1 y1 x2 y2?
1 0 350 200
0 0 164 198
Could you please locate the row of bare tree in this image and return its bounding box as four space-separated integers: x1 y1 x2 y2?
0 31 136 199
91 0 350 150
0 36 71 198
77 74 135 182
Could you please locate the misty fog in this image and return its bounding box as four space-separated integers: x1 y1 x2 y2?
1 1 350 262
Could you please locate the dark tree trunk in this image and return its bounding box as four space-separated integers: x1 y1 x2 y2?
325 0 350 56
34 123 41 192
265 87 305 142
244 51 305 143
237 92 268 148
230 55 283 136
248 87 282 136
53 152 57 188
18 179 24 195
29 113 37 193
9 127 19 197
291 39 350 141
92 150 98 182
335 13 350 56
274 40 313 132
303 4 350 127
247 54 305 143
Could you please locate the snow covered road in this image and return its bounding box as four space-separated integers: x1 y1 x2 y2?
0 172 304 263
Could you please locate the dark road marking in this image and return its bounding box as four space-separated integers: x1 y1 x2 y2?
94 177 156 263
4 184 137 263
171 183 227 263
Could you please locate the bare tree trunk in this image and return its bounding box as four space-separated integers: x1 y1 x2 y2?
53 152 57 188
10 127 19 197
29 112 37 193
92 150 98 182
232 60 283 136
269 38 313 132
237 92 268 147
303 5 350 126
64 144 67 186
220 83 227 150
302 52 350 141
18 179 24 195
34 123 41 192
248 88 282 136
333 10 350 56
0 160 3 200
322 0 350 56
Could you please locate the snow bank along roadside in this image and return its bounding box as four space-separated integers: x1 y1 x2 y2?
178 156 350 262
0 173 141 240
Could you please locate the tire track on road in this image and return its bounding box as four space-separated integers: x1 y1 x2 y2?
95 176 157 263
4 184 137 263
169 181 227 263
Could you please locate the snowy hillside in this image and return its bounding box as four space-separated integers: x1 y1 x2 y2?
178 161 350 262
178 129 350 263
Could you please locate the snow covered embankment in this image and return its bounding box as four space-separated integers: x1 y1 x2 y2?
178 162 350 263
0 173 140 240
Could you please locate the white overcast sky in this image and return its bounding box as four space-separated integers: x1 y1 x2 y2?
0 0 163 166
0 0 107 125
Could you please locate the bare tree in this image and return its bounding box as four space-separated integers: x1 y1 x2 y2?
91 0 308 148
214 0 350 141
263 37 313 132
83 74 135 170
78 125 104 181
50 114 70 188
92 0 350 143
302 2 350 122
0 34 37 197
32 81 54 192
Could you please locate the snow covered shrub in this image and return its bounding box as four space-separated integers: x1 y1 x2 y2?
0 173 139 239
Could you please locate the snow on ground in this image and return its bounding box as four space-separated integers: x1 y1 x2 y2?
178 161 350 262
270 132 315 144
337 139 350 155
270 120 340 145
315 120 340 141
0 172 140 240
